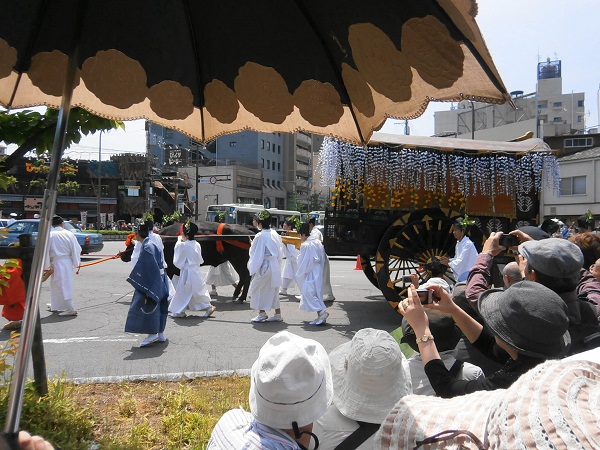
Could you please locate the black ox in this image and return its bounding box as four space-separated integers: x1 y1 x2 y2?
158 221 255 302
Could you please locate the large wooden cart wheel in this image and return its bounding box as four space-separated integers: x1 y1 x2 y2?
375 214 458 310
359 255 379 288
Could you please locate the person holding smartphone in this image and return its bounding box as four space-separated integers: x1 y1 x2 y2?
397 278 570 397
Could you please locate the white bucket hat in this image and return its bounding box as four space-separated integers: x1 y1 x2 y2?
374 358 600 450
330 328 412 424
249 331 333 429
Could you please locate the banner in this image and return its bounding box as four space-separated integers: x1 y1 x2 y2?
80 211 87 229
100 213 106 226
107 213 114 224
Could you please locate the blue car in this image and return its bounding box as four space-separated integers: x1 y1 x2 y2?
0 219 104 254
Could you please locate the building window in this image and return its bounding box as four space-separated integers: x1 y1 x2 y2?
277 163 281 171
267 160 271 169
261 158 264 168
577 115 583 123
538 101 547 109
564 137 593 148
277 180 281 188
229 141 236 147
578 100 584 107
267 142 271 151
261 140 265 149
559 176 586 196
278 145 281 154
553 117 563 122
553 101 562 108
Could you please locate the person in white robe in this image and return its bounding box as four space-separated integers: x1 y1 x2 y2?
440 218 478 282
206 262 239 296
280 218 300 295
248 211 284 323
309 218 335 301
296 223 329 325
46 215 81 316
169 221 216 318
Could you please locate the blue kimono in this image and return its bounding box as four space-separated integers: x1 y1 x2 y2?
125 237 169 334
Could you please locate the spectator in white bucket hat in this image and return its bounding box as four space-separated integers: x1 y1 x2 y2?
208 331 333 450
313 328 412 450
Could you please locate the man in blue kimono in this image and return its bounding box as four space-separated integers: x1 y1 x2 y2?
125 223 170 347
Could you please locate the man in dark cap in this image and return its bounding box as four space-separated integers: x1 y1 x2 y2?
45 215 81 316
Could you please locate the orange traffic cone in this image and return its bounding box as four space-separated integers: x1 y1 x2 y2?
354 255 362 270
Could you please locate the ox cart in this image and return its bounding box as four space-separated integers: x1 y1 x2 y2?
319 132 558 309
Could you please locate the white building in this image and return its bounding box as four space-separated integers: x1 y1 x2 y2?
434 59 586 141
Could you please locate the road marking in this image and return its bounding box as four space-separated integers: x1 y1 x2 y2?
44 336 137 344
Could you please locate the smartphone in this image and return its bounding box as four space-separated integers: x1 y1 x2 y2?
416 289 433 304
498 234 519 248
402 275 413 283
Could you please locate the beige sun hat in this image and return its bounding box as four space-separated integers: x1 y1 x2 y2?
374 358 600 450
330 328 412 424
249 331 333 429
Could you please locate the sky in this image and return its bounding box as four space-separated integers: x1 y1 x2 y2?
9 1 600 157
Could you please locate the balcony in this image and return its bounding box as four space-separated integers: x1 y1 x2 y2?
296 147 311 161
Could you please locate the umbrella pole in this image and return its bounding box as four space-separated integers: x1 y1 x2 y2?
1 49 79 448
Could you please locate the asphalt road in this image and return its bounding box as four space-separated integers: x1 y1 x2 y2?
1 241 405 381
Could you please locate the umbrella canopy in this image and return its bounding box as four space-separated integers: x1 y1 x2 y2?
0 0 511 145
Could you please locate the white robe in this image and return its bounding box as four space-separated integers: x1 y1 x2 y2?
47 225 81 311
311 226 334 299
296 236 325 312
449 236 478 280
281 242 299 290
169 239 213 313
206 261 239 286
248 228 283 311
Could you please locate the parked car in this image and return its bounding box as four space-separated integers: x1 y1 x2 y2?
0 219 104 254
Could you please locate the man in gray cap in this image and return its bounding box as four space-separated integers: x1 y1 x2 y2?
518 237 600 354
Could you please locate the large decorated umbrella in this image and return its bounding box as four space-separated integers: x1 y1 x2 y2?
0 0 511 144
0 1 512 445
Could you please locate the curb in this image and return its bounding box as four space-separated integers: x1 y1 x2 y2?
70 368 251 385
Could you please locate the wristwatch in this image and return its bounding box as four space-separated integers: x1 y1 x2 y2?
416 334 434 344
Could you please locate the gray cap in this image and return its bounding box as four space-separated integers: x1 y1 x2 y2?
478 280 570 359
518 238 583 278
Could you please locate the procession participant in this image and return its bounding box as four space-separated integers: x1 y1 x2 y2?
0 259 26 330
208 331 333 450
248 210 284 323
168 220 216 318
45 215 81 316
280 217 300 295
206 213 239 297
308 217 335 301
296 223 329 326
439 216 478 282
125 223 170 347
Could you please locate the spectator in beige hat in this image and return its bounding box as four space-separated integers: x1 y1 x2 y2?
374 358 600 450
313 328 412 450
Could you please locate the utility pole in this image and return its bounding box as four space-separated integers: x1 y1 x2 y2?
96 131 102 229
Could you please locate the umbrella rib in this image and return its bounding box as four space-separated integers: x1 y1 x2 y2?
181 0 207 143
293 0 365 144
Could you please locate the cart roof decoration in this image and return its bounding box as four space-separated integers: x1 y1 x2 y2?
318 133 559 200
